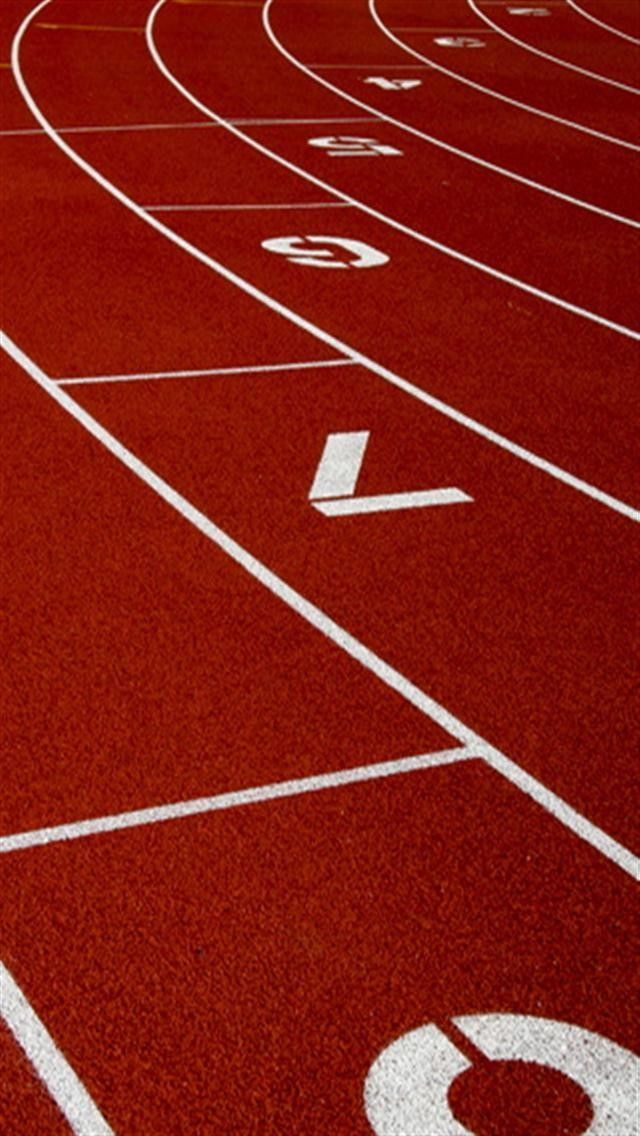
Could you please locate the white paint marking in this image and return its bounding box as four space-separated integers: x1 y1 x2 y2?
372 1 639 154
365 1014 640 1135
145 200 352 211
434 34 487 46
507 6 551 14
363 75 423 89
0 961 114 1134
56 358 353 385
265 2 640 234
313 488 472 516
3 332 639 881
0 116 377 139
468 0 640 93
308 134 403 157
566 0 640 45
261 234 389 268
309 430 370 499
13 4 639 523
0 748 473 852
157 0 640 321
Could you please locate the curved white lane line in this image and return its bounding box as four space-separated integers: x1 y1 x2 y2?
266 0 639 229
263 0 640 309
11 0 640 525
370 0 639 151
566 0 640 46
468 0 640 94
4 329 639 882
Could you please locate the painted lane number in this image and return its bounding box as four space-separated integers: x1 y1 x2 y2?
261 236 389 269
365 1013 640 1135
308 135 402 158
434 35 486 47
363 77 422 90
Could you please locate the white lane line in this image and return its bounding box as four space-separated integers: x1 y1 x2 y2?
145 200 353 211
469 0 640 93
36 21 143 32
0 115 377 138
374 3 639 150
310 63 433 68
0 748 474 851
565 0 640 45
268 0 640 229
12 2 638 523
313 488 472 515
56 358 354 385
153 1 640 331
0 961 114 1135
3 330 638 882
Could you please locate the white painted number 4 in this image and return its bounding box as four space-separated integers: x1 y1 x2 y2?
365 1013 640 1135
261 236 389 269
308 136 402 158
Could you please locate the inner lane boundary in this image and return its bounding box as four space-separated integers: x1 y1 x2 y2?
11 3 636 521
2 330 638 883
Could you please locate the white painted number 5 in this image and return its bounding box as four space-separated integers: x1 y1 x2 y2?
365 1013 640 1135
308 136 402 158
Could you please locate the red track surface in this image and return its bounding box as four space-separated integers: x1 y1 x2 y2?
1 1 639 1133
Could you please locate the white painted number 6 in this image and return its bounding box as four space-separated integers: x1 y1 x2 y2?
364 1013 640 1135
261 235 389 269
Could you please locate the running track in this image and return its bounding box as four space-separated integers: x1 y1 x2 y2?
1 1 639 1133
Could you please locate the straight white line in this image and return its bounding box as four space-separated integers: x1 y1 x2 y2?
468 0 640 93
268 0 640 230
3 331 638 882
56 358 354 385
0 748 474 851
374 2 639 151
0 961 114 1135
13 2 638 524
310 63 433 69
0 115 376 138
145 200 352 211
565 0 640 45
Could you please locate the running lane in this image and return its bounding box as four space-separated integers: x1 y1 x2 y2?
279 0 640 223
471 0 640 90
2 765 638 1133
154 0 640 329
581 0 640 42
147 0 637 506
377 0 640 144
9 3 640 846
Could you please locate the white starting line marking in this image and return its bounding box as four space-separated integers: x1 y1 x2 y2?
0 961 114 1134
3 331 639 882
145 200 352 212
0 749 473 851
309 431 472 515
56 357 354 386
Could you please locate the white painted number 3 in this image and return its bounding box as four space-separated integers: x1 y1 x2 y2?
261 235 389 269
364 1013 640 1135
